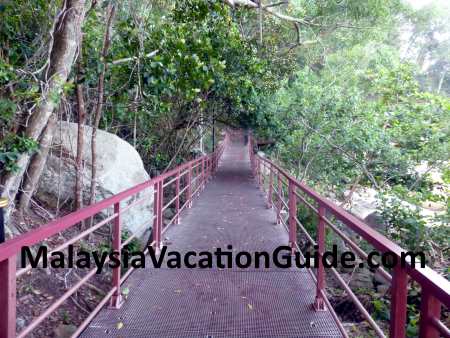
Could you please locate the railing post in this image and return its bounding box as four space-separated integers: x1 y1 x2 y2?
0 198 6 243
267 163 273 209
187 163 192 208
153 181 162 251
0 198 15 338
201 157 205 190
207 157 211 180
158 180 163 236
260 162 265 192
276 173 282 224
257 159 261 186
110 202 123 308
314 204 326 311
419 290 441 338
0 256 16 338
175 169 180 224
390 265 408 338
288 180 297 253
251 151 255 175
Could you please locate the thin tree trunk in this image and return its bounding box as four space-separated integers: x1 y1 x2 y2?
1 0 86 221
437 70 446 94
339 173 362 208
75 55 86 212
89 4 116 210
18 114 58 212
258 0 263 44
132 86 139 148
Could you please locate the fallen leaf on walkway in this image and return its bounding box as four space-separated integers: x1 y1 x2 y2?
117 322 124 329
32 288 42 295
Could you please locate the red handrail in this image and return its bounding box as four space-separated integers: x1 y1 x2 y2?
0 135 227 338
249 134 450 338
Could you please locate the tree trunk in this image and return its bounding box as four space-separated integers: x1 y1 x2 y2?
437 70 446 94
258 0 263 44
75 57 87 212
132 86 139 148
1 0 86 221
18 114 58 212
89 4 116 211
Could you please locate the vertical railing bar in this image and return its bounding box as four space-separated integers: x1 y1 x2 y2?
158 180 163 236
152 181 161 251
202 157 205 191
0 255 16 338
314 204 326 311
419 289 442 338
260 161 264 186
390 265 408 337
175 169 180 224
288 179 297 253
0 198 15 338
277 171 282 224
187 162 192 208
267 163 273 209
110 202 123 308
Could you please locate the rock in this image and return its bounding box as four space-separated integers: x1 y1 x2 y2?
373 269 390 285
37 122 153 241
363 211 385 231
350 268 373 289
54 324 77 338
376 284 390 294
346 188 379 220
343 186 447 228
421 200 445 212
414 161 446 184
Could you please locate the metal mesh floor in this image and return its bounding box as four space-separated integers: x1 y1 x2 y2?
80 139 343 338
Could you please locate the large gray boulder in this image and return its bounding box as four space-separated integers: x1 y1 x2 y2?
37 121 153 241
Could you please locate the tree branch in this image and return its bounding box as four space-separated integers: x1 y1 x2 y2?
110 49 158 65
264 1 287 9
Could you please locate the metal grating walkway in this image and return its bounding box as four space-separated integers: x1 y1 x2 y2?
80 137 343 338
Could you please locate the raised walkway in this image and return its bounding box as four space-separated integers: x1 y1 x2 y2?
80 137 342 337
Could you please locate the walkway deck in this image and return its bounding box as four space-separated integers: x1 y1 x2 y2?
80 139 342 337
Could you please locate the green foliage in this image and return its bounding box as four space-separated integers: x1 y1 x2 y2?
0 0 54 64
0 134 38 173
379 198 428 253
261 43 449 218
101 0 274 171
372 298 390 321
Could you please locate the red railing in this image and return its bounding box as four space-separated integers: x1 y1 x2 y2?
0 136 227 338
249 136 450 338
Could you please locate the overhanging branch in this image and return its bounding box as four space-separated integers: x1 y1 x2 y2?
224 0 368 29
